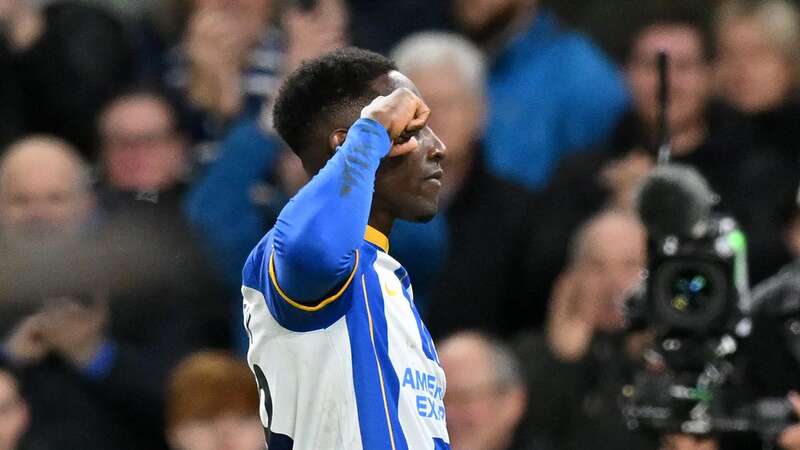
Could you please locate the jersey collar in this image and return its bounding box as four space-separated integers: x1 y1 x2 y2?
364 226 389 253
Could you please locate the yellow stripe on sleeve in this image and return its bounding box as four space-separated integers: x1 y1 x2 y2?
267 249 359 312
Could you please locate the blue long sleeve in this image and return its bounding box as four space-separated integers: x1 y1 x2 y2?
272 118 390 303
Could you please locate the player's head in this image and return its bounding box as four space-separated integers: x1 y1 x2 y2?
273 47 446 223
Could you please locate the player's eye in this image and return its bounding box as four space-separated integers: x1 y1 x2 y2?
394 129 415 145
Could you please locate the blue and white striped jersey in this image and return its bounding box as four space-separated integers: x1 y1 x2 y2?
242 226 450 450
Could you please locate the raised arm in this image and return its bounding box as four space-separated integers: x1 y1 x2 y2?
270 88 429 304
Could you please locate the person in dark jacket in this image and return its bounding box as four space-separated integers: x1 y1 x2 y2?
515 210 656 450
0 0 134 159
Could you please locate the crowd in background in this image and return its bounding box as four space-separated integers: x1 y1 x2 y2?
1 0 800 449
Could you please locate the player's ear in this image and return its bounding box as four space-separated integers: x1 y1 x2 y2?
328 129 348 155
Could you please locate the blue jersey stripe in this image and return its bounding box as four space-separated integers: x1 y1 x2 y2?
346 248 409 450
433 437 451 449
393 267 439 364
364 268 410 450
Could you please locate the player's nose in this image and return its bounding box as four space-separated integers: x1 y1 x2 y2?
428 128 446 162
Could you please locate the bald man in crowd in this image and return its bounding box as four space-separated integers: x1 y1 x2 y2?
0 135 228 450
515 210 655 450
439 331 552 450
0 136 95 244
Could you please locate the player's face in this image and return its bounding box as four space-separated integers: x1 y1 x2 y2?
373 71 446 223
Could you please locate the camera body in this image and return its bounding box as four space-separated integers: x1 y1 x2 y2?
624 215 794 441
643 216 746 335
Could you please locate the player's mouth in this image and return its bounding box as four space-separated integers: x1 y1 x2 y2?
424 169 443 187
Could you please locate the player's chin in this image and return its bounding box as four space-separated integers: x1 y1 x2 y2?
408 198 440 223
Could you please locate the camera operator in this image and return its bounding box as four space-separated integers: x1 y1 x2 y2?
515 210 656 450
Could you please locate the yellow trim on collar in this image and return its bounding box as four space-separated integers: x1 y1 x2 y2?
364 226 389 252
268 249 359 312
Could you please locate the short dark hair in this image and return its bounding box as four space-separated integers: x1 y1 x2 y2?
273 47 396 158
618 0 714 64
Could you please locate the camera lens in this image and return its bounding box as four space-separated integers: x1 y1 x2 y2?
652 259 729 332
669 272 713 315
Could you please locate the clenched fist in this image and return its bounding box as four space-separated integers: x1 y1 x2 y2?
361 88 430 157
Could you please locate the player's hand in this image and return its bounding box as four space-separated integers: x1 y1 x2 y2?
2 312 49 365
778 391 800 450
361 88 430 157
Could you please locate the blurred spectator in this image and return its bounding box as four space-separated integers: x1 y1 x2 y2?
163 0 278 153
184 5 351 353
659 435 719 450
438 331 553 450
515 210 656 450
715 0 800 116
0 136 229 450
347 0 453 54
164 0 346 159
743 190 800 449
98 88 189 195
530 2 762 303
388 32 540 337
451 0 629 190
714 0 800 284
166 351 263 450
0 0 134 158
0 364 33 450
0 136 95 245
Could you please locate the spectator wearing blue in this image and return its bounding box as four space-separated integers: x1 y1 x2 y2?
390 32 540 338
452 0 630 190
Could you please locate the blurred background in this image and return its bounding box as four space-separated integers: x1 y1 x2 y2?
1 0 800 449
